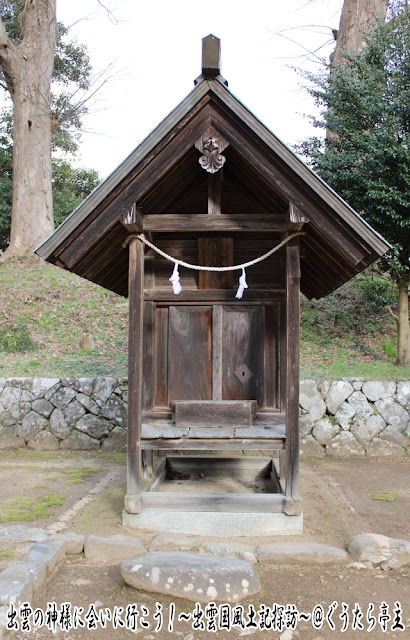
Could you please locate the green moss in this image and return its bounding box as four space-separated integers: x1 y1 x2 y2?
99 453 127 465
0 548 14 561
62 467 102 485
371 491 397 502
0 492 65 522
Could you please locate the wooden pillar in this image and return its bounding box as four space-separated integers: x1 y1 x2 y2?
285 241 301 515
124 236 144 514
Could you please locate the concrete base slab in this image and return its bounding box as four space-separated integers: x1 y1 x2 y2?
122 510 303 537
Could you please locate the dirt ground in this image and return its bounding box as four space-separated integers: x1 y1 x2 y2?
1 451 409 640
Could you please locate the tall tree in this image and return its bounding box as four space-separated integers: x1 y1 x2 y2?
0 0 57 257
298 3 410 365
332 0 389 63
0 1 92 259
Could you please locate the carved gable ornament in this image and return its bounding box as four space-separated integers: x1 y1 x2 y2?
195 127 229 173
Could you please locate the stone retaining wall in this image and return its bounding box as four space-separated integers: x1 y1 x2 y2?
299 379 409 457
0 377 409 456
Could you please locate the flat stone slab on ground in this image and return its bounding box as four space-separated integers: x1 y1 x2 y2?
121 551 260 603
48 532 85 554
346 533 410 569
199 542 257 564
0 525 48 543
257 542 348 564
0 538 66 606
84 534 145 564
149 533 197 552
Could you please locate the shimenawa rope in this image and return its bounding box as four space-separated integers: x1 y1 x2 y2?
123 231 304 298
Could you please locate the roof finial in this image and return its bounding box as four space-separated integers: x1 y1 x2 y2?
201 34 221 78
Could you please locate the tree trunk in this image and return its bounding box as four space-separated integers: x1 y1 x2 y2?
0 0 57 259
332 0 389 64
397 274 410 367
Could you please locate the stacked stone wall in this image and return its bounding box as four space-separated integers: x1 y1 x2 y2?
0 377 409 456
0 377 127 452
299 379 409 457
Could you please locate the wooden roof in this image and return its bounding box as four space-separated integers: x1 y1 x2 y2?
36 46 389 299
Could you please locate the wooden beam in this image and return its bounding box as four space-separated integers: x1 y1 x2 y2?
141 438 285 451
144 214 286 232
173 400 255 428
287 202 308 232
198 237 233 289
285 241 301 516
121 204 144 232
208 172 222 214
212 305 223 401
148 457 167 492
143 289 286 303
167 455 272 472
125 237 144 514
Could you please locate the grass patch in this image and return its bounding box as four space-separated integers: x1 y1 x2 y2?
0 322 37 353
3 451 63 463
99 453 127 465
0 548 14 561
57 467 102 486
371 491 397 502
73 483 125 535
0 492 65 522
10 465 102 485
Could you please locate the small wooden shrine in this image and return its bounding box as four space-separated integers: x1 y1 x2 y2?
37 36 389 521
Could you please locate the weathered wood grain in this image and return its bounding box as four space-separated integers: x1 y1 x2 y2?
144 289 286 303
222 306 265 404
144 214 286 232
198 236 233 289
121 204 143 232
142 302 154 411
126 237 144 507
167 455 272 472
212 305 223 401
148 457 167 492
168 306 212 402
174 400 254 428
154 307 168 408
285 242 301 516
264 304 279 408
141 439 285 451
208 171 222 214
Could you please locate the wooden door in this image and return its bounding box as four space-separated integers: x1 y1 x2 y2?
167 306 212 402
221 306 265 405
151 302 281 413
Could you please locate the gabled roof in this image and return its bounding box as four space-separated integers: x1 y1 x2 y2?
36 65 390 300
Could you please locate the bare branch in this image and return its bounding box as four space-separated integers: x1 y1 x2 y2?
97 1 118 24
51 60 118 132
267 26 334 66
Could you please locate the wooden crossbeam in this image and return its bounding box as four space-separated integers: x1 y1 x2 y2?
143 214 286 232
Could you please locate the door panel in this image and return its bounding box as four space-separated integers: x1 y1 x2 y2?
221 306 265 404
168 306 212 402
152 303 280 412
